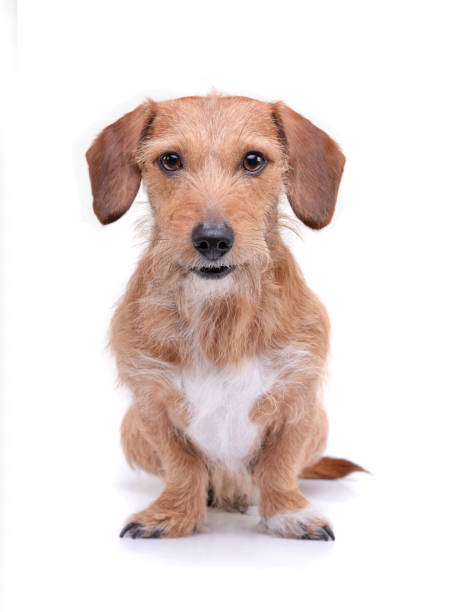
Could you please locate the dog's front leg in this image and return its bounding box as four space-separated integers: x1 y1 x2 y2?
120 396 208 539
253 399 335 541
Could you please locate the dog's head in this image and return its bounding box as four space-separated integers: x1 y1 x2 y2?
86 94 344 287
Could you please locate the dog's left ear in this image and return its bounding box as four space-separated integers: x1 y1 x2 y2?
273 102 345 229
86 101 154 225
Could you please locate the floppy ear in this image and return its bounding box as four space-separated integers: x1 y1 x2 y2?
86 101 154 224
273 102 345 229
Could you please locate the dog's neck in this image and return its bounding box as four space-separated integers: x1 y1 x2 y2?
178 282 265 365
135 239 302 367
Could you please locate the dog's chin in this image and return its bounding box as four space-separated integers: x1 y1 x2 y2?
190 265 236 280
184 264 238 302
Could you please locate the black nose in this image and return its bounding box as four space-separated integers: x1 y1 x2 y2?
191 223 234 261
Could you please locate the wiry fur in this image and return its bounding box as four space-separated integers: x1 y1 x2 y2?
87 93 363 540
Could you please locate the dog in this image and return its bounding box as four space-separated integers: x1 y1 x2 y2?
86 93 364 540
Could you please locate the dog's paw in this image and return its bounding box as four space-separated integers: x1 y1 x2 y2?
119 508 206 539
209 493 249 514
120 521 164 539
260 506 335 541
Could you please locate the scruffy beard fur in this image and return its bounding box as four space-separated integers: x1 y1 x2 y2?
86 93 365 541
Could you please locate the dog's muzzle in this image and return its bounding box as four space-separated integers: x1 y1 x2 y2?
191 222 234 261
191 222 235 279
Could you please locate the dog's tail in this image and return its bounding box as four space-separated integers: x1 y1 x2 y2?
301 456 367 479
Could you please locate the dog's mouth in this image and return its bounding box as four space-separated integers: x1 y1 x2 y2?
191 265 236 279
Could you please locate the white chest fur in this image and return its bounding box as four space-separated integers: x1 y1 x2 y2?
177 356 277 469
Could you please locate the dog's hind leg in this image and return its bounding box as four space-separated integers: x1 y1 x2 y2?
208 464 259 513
121 405 163 476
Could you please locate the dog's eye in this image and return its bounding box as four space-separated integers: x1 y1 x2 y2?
242 151 266 174
159 152 183 172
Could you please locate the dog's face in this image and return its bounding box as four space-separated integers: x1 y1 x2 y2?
138 97 285 283
87 95 345 287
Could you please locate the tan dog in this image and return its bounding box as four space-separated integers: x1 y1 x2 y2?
86 93 364 540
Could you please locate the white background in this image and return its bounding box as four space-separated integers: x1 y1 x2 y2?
2 0 449 610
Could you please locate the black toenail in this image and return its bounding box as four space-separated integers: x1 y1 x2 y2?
120 522 140 538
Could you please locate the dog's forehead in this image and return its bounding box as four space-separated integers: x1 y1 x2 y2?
151 96 278 142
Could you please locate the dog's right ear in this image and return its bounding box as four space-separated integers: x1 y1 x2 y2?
86 101 154 224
